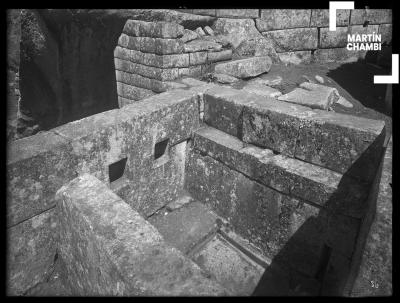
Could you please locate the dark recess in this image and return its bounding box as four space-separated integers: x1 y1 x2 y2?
154 138 169 160
109 157 128 183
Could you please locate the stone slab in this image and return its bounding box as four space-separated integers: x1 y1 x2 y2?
262 28 318 52
7 208 58 295
189 51 208 65
180 29 198 43
278 82 339 110
148 201 218 254
119 34 184 55
278 51 312 65
178 65 202 78
114 58 180 81
7 131 77 226
320 26 349 48
114 46 190 68
56 174 227 296
207 49 232 63
214 56 272 79
237 89 385 182
242 83 282 98
212 73 239 84
117 82 155 100
203 86 260 137
192 9 217 16
216 9 259 18
184 40 222 52
123 19 185 38
192 234 265 295
257 10 311 31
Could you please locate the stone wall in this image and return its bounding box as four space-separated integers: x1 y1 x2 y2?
56 173 227 295
184 86 387 295
6 89 201 295
114 19 232 105
177 9 392 65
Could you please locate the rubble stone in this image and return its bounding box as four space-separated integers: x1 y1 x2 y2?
214 56 272 79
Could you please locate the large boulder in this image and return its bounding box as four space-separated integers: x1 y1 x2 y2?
214 56 272 79
212 18 279 63
232 36 280 63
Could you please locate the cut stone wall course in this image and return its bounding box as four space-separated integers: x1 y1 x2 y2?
257 10 311 31
262 28 318 52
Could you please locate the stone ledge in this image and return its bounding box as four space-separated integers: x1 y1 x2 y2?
118 34 184 55
114 46 190 68
114 58 180 81
123 19 185 39
193 126 368 219
56 173 227 295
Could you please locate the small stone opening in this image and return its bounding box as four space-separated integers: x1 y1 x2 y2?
154 138 169 160
109 157 127 183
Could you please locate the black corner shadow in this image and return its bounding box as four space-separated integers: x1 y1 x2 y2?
251 130 387 296
326 49 391 116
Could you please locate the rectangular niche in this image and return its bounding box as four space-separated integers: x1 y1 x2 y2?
109 157 128 184
153 138 170 167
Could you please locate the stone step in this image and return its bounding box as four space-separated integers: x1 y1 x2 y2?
203 86 386 184
193 126 368 219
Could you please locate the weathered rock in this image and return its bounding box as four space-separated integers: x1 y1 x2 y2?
189 51 208 65
253 74 283 86
7 131 77 226
212 18 263 49
257 9 311 31
192 9 216 16
207 49 232 63
379 24 392 45
263 28 318 52
195 27 206 36
192 235 264 295
242 83 282 98
216 9 259 18
57 173 227 296
212 73 239 84
7 208 58 295
203 26 214 36
114 46 190 68
350 9 392 25
278 51 312 65
117 82 156 101
336 96 353 108
178 66 202 78
232 36 280 63
315 75 324 84
319 27 349 48
203 86 259 137
277 82 339 110
184 39 222 52
180 29 198 43
149 201 218 254
310 9 350 27
114 58 180 81
214 56 272 79
123 19 185 38
313 48 365 63
179 77 207 87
